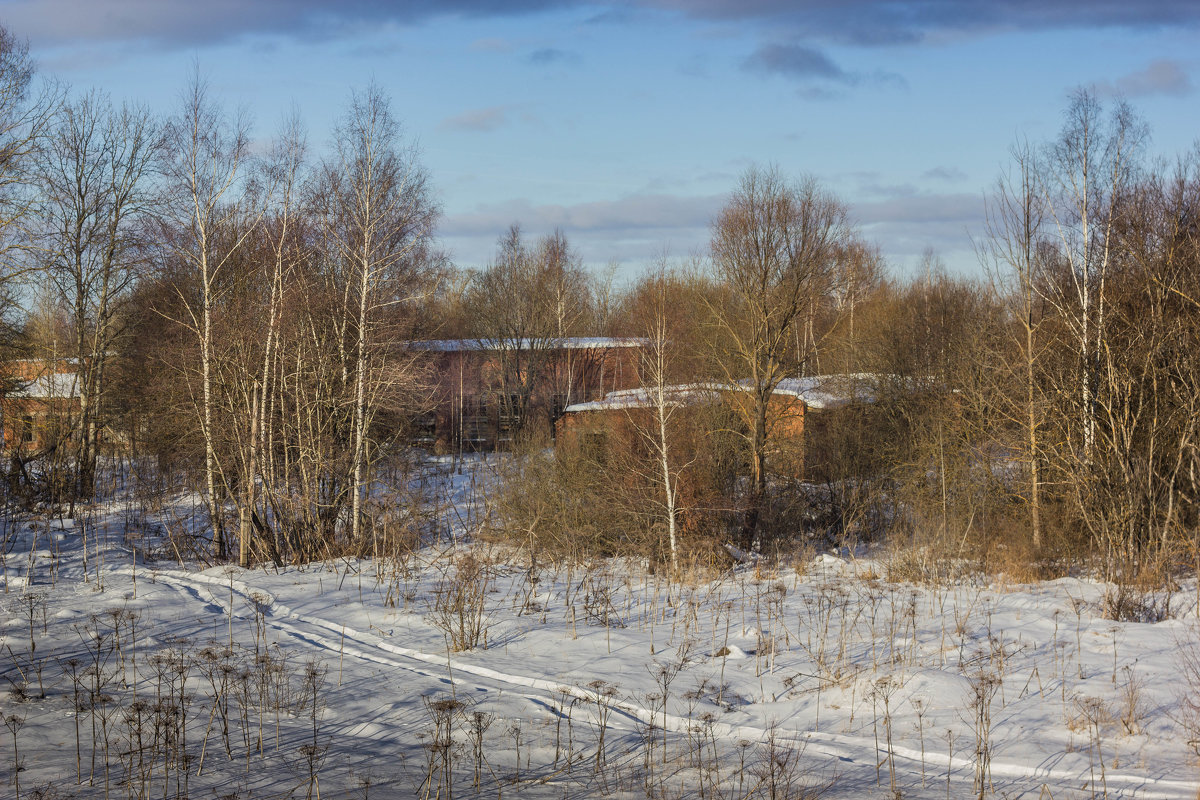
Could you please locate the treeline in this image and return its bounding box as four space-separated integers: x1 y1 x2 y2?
0 39 444 567
0 23 1197 596
466 91 1200 608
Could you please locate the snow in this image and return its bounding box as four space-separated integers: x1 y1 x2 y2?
563 375 874 414
0 464 1198 798
564 382 727 412
8 372 79 398
408 336 649 352
771 374 877 410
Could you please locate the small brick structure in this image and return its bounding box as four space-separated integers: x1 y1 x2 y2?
555 375 874 481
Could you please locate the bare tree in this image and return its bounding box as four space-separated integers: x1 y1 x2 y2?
36 90 159 501
467 225 549 433
708 166 849 549
156 71 260 560
0 25 58 463
825 240 884 374
465 225 591 439
981 140 1048 547
631 263 687 573
310 84 437 552
0 25 57 271
541 229 592 411
1039 89 1146 462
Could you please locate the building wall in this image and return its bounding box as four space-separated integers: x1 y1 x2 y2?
556 391 808 477
0 359 82 455
1 396 79 453
416 343 643 451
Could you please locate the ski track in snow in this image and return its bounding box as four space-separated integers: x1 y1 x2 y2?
136 564 1200 799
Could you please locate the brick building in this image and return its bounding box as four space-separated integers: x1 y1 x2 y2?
408 337 646 451
1 359 80 454
555 374 874 481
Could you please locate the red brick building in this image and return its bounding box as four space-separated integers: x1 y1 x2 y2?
555 375 873 480
0 359 80 454
408 337 646 451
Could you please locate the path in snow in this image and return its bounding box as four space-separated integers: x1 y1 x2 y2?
137 562 1200 799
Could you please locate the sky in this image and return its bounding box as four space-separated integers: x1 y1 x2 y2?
3 0 1199 281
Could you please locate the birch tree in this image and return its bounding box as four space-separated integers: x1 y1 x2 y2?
540 229 591 412
157 73 259 560
1039 89 1145 462
311 85 436 552
631 264 686 574
221 116 307 567
826 240 883 374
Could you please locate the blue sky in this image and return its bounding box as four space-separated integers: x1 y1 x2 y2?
4 0 1199 280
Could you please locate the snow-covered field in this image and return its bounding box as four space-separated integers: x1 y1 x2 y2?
2 462 1199 798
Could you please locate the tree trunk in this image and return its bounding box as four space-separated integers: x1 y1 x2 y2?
350 250 371 553
202 266 225 560
1027 317 1041 548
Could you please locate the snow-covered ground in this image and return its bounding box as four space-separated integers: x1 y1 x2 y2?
1 462 1199 798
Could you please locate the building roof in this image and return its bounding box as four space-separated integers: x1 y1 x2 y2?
408 337 648 352
770 374 877 410
563 383 726 413
2 359 81 399
562 374 876 414
8 372 79 399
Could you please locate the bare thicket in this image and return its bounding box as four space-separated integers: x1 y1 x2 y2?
5 31 1200 800
429 549 493 651
0 7 1195 597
